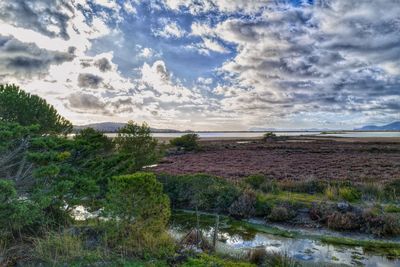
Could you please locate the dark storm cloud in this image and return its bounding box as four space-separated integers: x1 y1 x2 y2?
94 58 112 72
77 73 103 88
0 35 74 76
0 0 73 40
67 92 106 111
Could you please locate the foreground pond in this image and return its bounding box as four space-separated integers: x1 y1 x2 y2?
170 211 400 267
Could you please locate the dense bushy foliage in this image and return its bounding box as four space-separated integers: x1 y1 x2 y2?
254 194 273 217
0 84 72 134
0 180 43 242
384 179 400 201
114 121 161 173
0 87 165 260
310 203 400 236
104 172 174 258
105 172 170 229
326 212 361 231
169 133 199 151
158 173 240 212
362 209 400 237
228 190 256 219
268 206 295 222
0 123 40 190
244 174 265 189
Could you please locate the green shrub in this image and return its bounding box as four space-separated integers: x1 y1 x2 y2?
114 121 161 173
169 133 199 151
384 179 400 201
158 174 240 212
0 180 43 241
106 172 170 232
338 187 361 202
228 190 256 219
244 175 265 189
254 194 272 217
104 172 174 258
268 206 295 222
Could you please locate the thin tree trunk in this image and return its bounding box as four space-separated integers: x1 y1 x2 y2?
212 213 220 251
195 204 200 246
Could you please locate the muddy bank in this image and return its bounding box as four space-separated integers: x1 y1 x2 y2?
152 138 400 182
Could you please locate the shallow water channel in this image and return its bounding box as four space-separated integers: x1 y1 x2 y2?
170 211 400 267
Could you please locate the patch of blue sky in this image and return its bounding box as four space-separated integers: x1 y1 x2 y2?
87 0 237 87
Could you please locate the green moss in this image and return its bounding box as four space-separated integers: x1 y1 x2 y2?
263 191 324 206
384 204 400 213
182 254 255 267
239 221 298 238
320 236 400 250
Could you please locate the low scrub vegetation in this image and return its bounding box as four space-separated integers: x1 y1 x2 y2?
228 190 257 219
310 203 400 236
169 133 199 151
268 206 296 222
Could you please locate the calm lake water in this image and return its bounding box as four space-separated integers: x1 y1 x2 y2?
102 131 400 138
171 211 400 267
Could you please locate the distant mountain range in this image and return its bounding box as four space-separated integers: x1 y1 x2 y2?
74 121 400 133
355 121 400 131
248 127 332 132
73 122 188 133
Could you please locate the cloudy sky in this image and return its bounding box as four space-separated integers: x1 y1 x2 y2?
0 0 399 130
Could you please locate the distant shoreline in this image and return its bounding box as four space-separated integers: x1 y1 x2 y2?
98 130 400 134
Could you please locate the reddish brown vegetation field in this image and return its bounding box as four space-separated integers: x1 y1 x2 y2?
153 138 400 182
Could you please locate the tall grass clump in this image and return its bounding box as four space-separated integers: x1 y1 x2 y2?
263 251 301 267
324 186 337 201
33 231 86 265
359 182 385 201
244 174 265 189
384 179 400 201
338 187 361 202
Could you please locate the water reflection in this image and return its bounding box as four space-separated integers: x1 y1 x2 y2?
170 212 400 267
